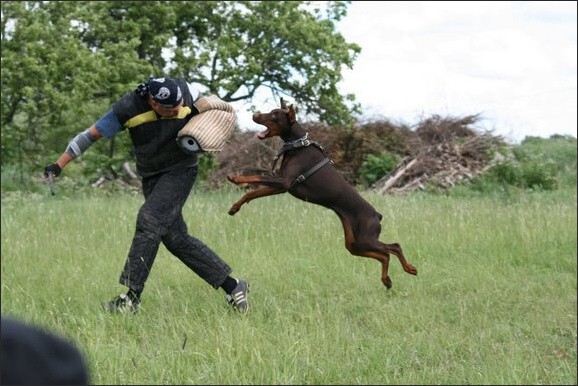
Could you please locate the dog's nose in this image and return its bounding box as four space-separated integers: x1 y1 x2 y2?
252 112 261 121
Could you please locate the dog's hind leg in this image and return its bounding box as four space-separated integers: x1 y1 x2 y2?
384 243 418 276
346 247 393 289
356 249 393 289
338 215 394 289
381 255 392 289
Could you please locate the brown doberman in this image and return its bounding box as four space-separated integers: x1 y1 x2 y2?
227 98 418 289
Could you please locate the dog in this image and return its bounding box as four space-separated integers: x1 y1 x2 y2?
227 98 417 289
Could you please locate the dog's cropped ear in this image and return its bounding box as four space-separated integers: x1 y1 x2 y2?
288 104 297 123
280 98 287 110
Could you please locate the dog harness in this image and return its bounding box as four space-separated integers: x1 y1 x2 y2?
271 133 333 188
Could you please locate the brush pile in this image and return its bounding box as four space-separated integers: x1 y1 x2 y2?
207 114 507 194
371 114 506 194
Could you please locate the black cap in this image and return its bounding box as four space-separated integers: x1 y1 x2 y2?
148 77 183 107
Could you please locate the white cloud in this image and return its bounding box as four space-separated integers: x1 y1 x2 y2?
232 1 576 143
336 0 577 143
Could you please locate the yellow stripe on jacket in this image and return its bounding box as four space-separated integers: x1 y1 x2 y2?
124 107 192 129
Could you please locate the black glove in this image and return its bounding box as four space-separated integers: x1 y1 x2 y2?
44 163 62 178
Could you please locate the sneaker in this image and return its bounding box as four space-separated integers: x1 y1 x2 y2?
226 279 249 313
102 293 139 314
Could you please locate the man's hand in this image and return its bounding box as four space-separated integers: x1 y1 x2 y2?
44 163 62 178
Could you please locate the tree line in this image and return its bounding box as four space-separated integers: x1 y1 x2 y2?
1 1 360 187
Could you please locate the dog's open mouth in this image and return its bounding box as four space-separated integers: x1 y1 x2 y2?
257 129 269 139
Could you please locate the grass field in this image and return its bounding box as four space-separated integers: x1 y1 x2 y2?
1 188 576 384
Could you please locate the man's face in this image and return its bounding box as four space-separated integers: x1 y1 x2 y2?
149 97 183 117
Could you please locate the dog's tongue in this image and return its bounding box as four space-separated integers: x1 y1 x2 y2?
257 129 269 139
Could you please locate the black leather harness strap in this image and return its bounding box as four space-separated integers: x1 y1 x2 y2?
272 133 312 170
289 157 331 189
270 132 332 188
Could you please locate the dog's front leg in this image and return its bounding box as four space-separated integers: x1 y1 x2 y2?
227 173 289 186
228 186 287 215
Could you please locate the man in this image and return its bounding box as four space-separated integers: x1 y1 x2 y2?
44 77 249 313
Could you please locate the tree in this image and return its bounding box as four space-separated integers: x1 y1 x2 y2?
1 1 361 184
1 1 113 170
169 1 361 125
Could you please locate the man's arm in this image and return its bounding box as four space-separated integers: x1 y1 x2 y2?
44 125 102 177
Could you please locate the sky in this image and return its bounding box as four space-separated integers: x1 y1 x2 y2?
334 1 577 143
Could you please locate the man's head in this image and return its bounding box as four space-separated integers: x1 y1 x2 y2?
148 77 182 107
147 77 183 117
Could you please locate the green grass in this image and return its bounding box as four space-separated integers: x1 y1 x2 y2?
1 188 576 385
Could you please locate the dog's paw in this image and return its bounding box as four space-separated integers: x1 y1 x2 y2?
227 173 239 184
382 276 392 289
405 264 418 276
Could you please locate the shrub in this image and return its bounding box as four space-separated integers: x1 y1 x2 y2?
521 160 558 190
359 151 399 187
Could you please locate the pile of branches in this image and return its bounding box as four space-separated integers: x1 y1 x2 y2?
207 114 507 194
372 114 507 194
208 120 416 188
